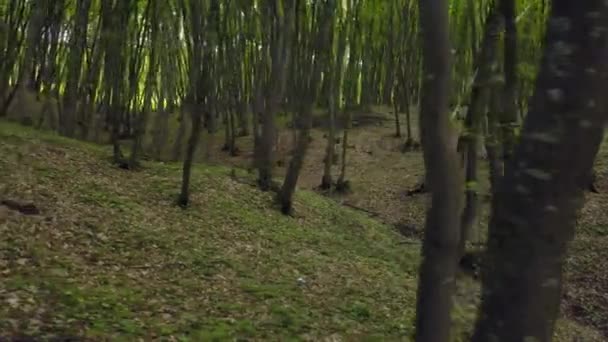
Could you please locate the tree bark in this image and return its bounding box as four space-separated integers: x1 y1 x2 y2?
279 0 334 215
257 0 294 191
486 87 504 196
460 6 503 255
178 105 203 207
172 106 188 161
472 1 608 340
499 0 519 169
62 0 92 137
130 0 158 168
415 0 464 341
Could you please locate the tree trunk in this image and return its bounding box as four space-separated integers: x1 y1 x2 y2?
178 106 204 208
393 96 402 138
321 102 336 190
499 0 519 169
62 0 92 137
278 105 313 214
472 1 608 340
13 0 46 116
130 0 159 168
172 106 188 161
257 1 294 191
485 87 504 196
337 114 350 189
278 0 333 215
460 6 503 255
415 0 464 341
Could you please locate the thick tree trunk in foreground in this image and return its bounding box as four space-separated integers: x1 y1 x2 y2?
414 0 464 341
472 1 608 340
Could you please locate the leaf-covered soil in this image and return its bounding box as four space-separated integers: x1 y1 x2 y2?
0 119 605 340
200 105 608 338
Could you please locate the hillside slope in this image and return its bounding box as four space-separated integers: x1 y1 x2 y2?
0 121 602 341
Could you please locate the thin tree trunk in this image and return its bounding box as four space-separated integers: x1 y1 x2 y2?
460 6 503 255
62 0 92 137
415 0 464 341
485 87 504 196
472 1 608 340
500 0 519 169
178 106 203 207
321 102 336 190
337 114 350 189
15 0 46 101
278 0 333 215
130 0 158 168
172 106 188 161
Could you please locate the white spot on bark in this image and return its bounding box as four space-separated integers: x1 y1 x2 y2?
585 67 597 75
580 119 593 128
516 184 530 194
441 276 455 285
547 88 564 102
524 168 552 181
545 205 558 212
587 99 596 108
550 17 571 32
525 132 560 144
425 73 435 81
542 278 560 288
590 26 607 39
553 40 574 56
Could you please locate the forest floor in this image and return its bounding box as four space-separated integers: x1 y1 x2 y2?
192 104 608 337
0 115 606 340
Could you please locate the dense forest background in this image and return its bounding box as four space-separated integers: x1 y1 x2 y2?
1 0 607 340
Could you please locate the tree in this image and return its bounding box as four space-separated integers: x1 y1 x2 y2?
414 0 464 341
61 0 92 138
177 0 216 208
472 0 608 340
278 0 335 215
256 0 294 191
460 3 503 256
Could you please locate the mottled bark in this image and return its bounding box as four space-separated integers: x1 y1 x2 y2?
460 6 503 255
499 0 519 168
486 87 504 195
473 1 608 340
415 0 464 341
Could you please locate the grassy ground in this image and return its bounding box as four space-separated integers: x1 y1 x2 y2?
0 118 605 341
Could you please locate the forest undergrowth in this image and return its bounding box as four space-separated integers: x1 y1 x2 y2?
1 118 606 340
